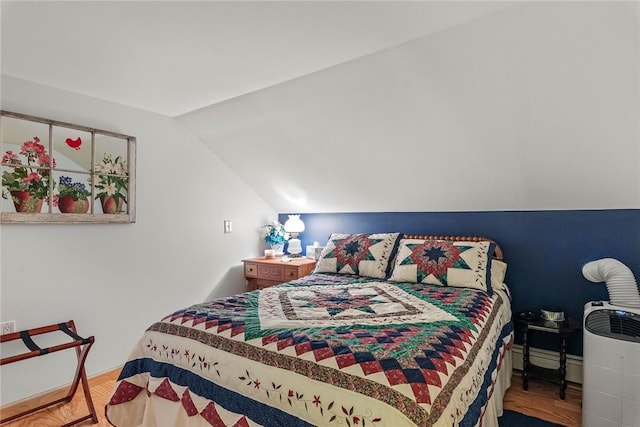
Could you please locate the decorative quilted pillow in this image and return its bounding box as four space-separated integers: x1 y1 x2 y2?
314 233 401 279
388 238 496 293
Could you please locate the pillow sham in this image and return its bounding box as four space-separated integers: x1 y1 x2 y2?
388 238 496 293
314 232 401 279
491 260 508 291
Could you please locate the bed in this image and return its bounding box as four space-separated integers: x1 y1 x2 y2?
106 234 513 427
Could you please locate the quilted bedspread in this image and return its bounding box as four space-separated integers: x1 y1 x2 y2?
106 273 513 427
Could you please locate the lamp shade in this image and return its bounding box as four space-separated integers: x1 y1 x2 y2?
284 215 305 233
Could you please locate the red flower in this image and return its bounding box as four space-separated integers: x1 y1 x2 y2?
2 151 19 164
22 172 41 184
312 395 321 406
38 153 54 167
288 389 294 397
253 380 260 389
20 140 44 156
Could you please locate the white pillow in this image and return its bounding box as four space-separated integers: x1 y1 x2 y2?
491 260 507 291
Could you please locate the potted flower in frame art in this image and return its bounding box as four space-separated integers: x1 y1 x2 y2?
57 176 90 214
1 136 55 213
94 153 128 214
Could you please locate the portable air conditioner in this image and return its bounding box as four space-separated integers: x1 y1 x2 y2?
582 301 640 427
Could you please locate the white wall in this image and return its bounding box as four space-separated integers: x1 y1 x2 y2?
179 1 640 213
0 75 277 404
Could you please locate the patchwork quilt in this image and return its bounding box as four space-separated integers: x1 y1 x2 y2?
106 273 513 427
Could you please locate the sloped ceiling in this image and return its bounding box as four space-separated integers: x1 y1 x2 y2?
3 2 638 214
177 1 640 213
1 1 517 116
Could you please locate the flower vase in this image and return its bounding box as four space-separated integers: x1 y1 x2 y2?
271 243 285 255
58 196 89 214
10 190 44 213
100 195 125 214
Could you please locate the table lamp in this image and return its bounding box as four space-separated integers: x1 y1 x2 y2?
284 215 305 257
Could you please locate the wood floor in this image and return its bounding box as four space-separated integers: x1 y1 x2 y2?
504 372 582 427
1 369 581 426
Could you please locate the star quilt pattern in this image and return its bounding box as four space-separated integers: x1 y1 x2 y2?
106 273 513 427
314 233 401 278
389 238 496 293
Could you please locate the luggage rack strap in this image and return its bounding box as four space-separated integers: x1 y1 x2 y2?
59 321 92 345
18 330 47 355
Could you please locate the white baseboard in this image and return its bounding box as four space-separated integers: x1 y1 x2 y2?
511 344 583 384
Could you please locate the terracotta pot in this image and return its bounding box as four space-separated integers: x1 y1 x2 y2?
10 190 44 213
58 195 89 214
100 195 125 214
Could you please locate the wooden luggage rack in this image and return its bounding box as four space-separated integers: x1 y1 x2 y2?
0 320 98 426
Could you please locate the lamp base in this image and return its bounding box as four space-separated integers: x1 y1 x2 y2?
287 238 303 257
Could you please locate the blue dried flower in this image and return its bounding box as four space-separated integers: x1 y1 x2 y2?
262 221 289 245
58 176 90 201
59 176 73 187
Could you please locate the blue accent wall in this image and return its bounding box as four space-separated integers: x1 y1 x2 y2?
279 210 640 356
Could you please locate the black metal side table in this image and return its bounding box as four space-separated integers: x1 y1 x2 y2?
515 314 581 399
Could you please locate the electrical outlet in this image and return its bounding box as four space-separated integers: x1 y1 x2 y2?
224 220 232 234
1 320 16 335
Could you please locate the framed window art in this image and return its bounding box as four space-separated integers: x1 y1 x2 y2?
0 110 136 224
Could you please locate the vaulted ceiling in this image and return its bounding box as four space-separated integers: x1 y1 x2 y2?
5 2 636 214
1 1 517 117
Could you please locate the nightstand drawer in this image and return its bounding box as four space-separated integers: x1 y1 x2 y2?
242 256 316 291
244 263 258 278
257 264 285 281
284 267 299 281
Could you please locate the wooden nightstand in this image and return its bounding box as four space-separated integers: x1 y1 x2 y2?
243 256 316 290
